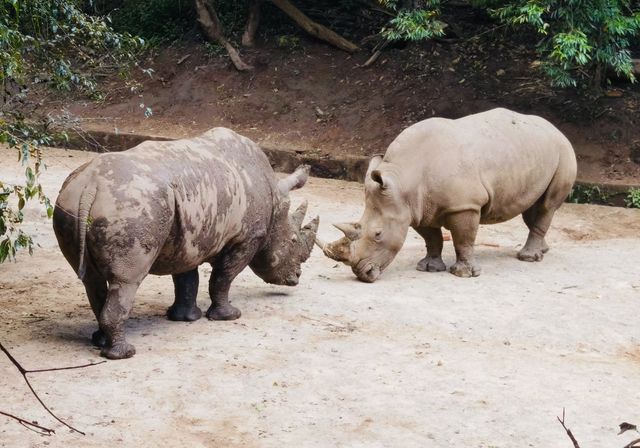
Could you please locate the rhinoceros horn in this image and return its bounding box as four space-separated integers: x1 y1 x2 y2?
290 200 308 229
301 215 320 255
314 235 352 263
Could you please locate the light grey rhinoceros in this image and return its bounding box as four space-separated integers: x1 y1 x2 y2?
316 108 577 282
53 128 319 359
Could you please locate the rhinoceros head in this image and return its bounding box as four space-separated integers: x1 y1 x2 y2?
250 165 319 286
316 156 411 283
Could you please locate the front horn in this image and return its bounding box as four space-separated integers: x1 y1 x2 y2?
290 200 308 229
314 236 351 263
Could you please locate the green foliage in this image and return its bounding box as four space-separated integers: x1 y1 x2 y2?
567 185 610 205
488 0 640 88
0 116 56 262
625 188 640 208
215 0 251 35
277 34 301 50
0 0 146 93
380 0 446 41
204 41 226 58
109 0 192 42
1 0 145 262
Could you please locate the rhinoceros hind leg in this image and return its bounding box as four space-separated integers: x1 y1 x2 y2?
518 201 555 262
81 264 109 347
447 211 482 277
167 268 203 321
99 282 140 360
415 226 446 272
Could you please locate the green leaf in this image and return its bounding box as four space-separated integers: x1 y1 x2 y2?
25 166 35 187
0 239 10 263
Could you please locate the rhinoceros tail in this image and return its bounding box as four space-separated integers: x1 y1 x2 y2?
77 183 97 281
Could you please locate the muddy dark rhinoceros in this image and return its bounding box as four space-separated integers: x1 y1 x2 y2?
316 108 577 282
53 128 319 359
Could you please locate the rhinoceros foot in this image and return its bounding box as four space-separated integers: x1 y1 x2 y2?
92 329 108 348
517 240 549 262
101 342 136 360
449 261 481 278
416 256 446 272
206 303 242 321
167 304 203 322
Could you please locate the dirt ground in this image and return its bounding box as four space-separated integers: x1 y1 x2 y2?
41 5 640 186
1 146 639 447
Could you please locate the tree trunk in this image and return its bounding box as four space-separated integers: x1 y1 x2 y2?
195 0 253 71
633 59 640 76
242 0 262 47
269 0 359 53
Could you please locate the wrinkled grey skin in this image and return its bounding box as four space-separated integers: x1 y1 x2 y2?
317 108 577 282
53 128 319 359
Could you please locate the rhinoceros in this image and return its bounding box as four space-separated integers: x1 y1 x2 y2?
316 108 577 282
53 128 319 359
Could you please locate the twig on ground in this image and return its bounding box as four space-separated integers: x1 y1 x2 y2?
0 410 55 435
557 408 581 448
0 341 105 435
624 438 640 448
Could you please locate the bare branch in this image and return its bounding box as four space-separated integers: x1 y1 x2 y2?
270 0 359 53
624 438 640 448
557 408 581 448
0 410 55 436
0 341 105 435
195 0 253 71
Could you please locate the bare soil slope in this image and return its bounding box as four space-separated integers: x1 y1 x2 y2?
46 6 640 185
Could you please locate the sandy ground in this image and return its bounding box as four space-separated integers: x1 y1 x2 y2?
1 145 639 448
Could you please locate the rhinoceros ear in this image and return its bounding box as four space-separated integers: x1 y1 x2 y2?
333 222 361 241
370 169 389 190
278 165 310 195
366 155 383 179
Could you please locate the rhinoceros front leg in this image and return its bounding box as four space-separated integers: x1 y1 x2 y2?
99 282 140 360
447 211 481 278
518 202 554 262
167 268 203 321
206 244 255 321
415 226 446 272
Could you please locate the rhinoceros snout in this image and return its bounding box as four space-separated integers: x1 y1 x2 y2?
353 263 380 283
285 269 301 286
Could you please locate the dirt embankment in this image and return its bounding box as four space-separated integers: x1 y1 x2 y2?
43 8 640 186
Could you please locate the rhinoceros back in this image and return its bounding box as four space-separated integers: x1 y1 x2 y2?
54 127 275 280
384 108 576 224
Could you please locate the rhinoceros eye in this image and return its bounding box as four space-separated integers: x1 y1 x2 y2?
291 233 298 243
374 230 383 241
